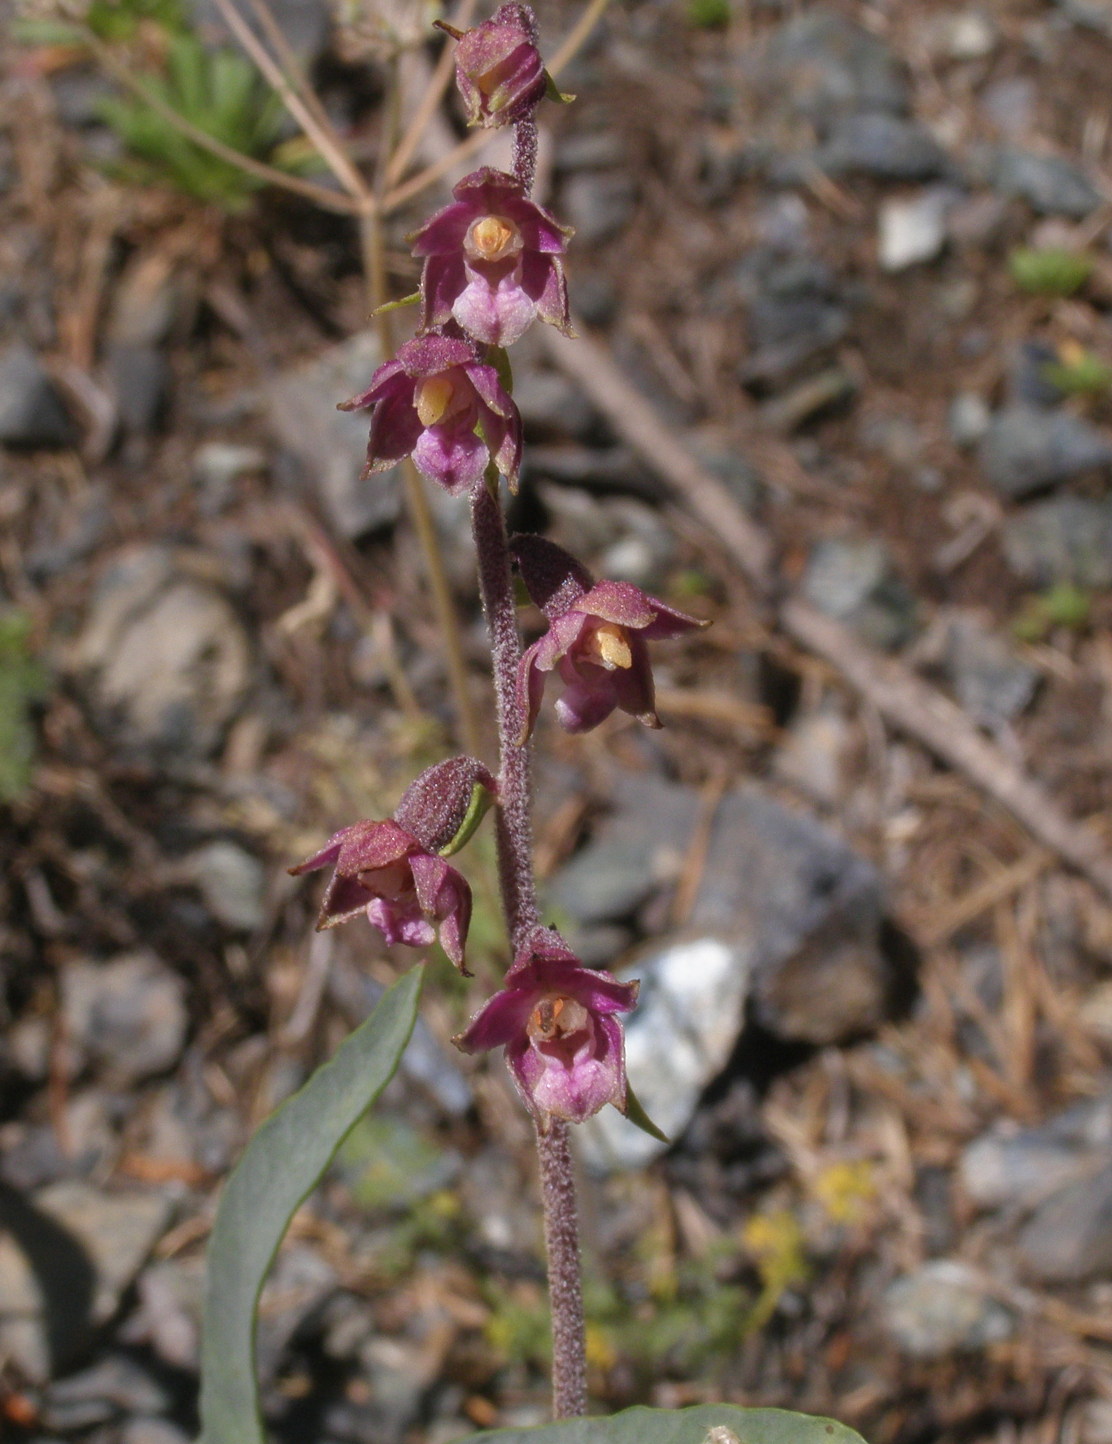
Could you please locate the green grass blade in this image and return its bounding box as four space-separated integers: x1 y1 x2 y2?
198 964 426 1444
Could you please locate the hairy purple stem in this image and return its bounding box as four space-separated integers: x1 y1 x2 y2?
512 114 538 193
470 479 539 949
471 479 588 1417
537 1121 588 1417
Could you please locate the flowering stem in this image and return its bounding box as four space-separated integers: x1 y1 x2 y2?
470 479 539 949
470 479 587 1418
537 1121 589 1418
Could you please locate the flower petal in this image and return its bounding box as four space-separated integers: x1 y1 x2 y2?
413 424 489 494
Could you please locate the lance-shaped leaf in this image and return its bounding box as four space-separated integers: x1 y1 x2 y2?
462 1402 869 1444
198 965 425 1444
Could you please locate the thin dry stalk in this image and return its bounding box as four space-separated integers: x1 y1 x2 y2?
241 0 337 139
209 0 369 202
88 35 361 214
385 0 479 188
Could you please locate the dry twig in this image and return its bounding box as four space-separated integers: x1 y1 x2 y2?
540 325 1112 904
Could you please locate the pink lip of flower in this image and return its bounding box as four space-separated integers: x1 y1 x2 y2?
410 168 573 348
289 818 473 972
340 333 522 495
511 536 708 739
448 3 547 129
453 927 639 1128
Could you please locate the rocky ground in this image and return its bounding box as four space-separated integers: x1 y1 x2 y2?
3 0 1112 1441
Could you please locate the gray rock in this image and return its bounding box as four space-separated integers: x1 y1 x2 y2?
121 1421 192 1444
948 392 992 448
991 149 1102 218
510 356 597 439
41 1355 168 1432
819 112 950 182
560 171 637 246
567 772 891 1050
0 1091 120 1190
193 442 267 515
759 9 909 128
567 270 618 327
1017 1163 1112 1282
0 343 77 448
327 958 472 1119
25 486 111 581
579 935 752 1173
126 1256 203 1370
108 256 187 349
961 1095 1112 1211
188 0 329 56
1003 497 1112 588
0 1180 172 1381
107 343 172 434
694 786 890 1044
62 951 188 1085
773 704 853 805
1056 0 1112 36
266 331 402 539
1008 340 1067 409
916 10 997 60
761 366 858 432
882 1261 1016 1359
978 405 1112 497
941 614 1039 728
76 546 251 759
980 77 1037 139
739 291 843 389
697 451 764 513
179 840 266 932
802 535 918 650
549 838 665 927
879 189 950 270
255 1243 338 1381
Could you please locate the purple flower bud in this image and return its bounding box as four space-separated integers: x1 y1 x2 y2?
447 3 546 129
410 168 573 348
393 756 496 857
453 926 639 1128
511 535 708 738
340 334 523 494
289 817 472 971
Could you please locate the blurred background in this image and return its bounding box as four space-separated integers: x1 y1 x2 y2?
3 0 1112 1440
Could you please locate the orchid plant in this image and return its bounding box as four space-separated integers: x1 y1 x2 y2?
198 10 868 1443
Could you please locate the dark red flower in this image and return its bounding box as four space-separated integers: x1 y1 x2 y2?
340 333 522 494
454 926 639 1128
410 168 572 347
512 535 707 738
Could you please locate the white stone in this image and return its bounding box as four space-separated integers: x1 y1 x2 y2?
879 191 948 271
577 936 751 1173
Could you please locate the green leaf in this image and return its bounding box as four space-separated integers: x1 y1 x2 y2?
0 611 49 805
1040 351 1112 396
1009 247 1094 297
198 964 426 1444
463 1402 868 1444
